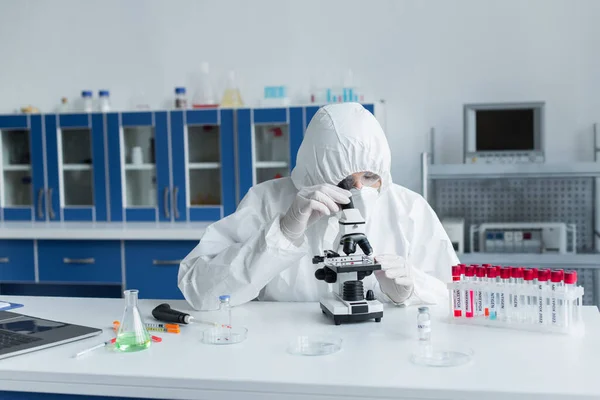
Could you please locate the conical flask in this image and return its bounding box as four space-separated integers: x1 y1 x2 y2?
220 70 244 108
115 290 151 352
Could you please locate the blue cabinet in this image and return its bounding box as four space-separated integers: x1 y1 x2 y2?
0 115 41 221
124 240 197 300
38 240 121 283
0 240 35 282
44 113 108 221
107 110 236 222
236 107 304 202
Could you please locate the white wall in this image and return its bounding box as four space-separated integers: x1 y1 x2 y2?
1 0 599 192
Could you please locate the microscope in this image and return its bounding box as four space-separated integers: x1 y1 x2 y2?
313 181 383 325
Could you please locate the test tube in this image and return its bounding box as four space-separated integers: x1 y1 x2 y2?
537 269 550 324
499 267 511 321
563 270 578 328
475 266 486 317
510 267 524 322
464 265 475 318
550 269 564 326
451 266 462 318
523 269 535 323
486 266 498 320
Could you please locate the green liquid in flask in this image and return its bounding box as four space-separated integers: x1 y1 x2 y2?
115 332 151 352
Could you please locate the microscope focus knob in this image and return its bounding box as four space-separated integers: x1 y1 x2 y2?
366 290 375 301
315 267 337 283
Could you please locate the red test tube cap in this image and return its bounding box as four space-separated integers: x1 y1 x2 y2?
564 270 577 284
500 267 511 279
511 267 523 279
464 266 475 277
551 270 564 283
487 266 498 278
475 266 486 277
523 269 534 281
452 266 461 276
531 268 539 279
538 269 551 282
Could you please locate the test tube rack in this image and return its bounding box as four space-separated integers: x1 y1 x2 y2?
447 267 585 335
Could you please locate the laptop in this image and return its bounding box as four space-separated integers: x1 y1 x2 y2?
0 310 102 360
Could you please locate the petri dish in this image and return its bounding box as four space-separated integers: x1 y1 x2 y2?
287 335 342 356
200 326 247 345
410 344 473 367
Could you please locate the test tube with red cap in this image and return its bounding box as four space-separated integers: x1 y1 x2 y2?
463 265 476 318
536 269 551 324
510 267 524 322
564 270 578 327
499 267 511 321
487 266 498 320
523 269 535 323
475 266 486 317
451 266 462 317
550 269 564 326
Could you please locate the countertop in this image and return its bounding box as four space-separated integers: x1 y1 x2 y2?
0 296 598 400
0 222 210 240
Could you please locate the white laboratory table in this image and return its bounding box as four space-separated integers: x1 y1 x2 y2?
0 296 599 400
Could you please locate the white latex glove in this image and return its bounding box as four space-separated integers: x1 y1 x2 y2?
280 184 351 242
374 254 415 305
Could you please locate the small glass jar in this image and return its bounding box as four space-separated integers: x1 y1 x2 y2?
174 87 187 109
98 90 110 112
81 90 93 112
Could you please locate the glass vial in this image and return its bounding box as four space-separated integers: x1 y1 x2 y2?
417 306 431 342
81 90 93 112
192 62 218 108
98 90 110 112
115 289 151 352
219 295 232 329
174 87 187 109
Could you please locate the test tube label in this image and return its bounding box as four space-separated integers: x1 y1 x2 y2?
453 287 462 317
489 288 496 317
465 289 473 318
551 284 557 324
476 290 483 315
538 284 544 324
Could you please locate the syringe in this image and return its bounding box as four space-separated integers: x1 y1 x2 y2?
151 303 217 326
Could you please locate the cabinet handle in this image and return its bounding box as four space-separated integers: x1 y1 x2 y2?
172 186 180 220
152 259 182 266
0 257 9 264
163 187 170 219
63 257 95 264
37 188 44 219
47 188 56 220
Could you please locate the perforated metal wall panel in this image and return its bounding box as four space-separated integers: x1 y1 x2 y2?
433 177 597 305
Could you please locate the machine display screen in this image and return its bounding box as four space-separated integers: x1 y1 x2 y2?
475 109 535 151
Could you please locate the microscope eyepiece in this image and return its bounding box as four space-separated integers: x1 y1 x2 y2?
337 178 354 210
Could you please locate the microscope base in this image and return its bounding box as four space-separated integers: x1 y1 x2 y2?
319 293 383 325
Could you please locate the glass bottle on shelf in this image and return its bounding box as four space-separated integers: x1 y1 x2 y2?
81 90 93 112
192 62 218 109
220 71 243 108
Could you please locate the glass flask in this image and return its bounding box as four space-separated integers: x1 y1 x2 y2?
192 62 218 108
220 71 244 108
115 289 151 352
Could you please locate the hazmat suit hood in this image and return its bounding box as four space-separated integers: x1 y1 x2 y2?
291 103 392 191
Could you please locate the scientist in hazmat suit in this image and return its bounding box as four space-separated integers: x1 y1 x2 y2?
178 103 459 310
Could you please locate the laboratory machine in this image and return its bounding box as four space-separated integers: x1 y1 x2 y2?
470 222 576 254
463 102 545 164
313 182 383 325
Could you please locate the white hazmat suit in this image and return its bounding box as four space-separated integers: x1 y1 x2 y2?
178 103 459 310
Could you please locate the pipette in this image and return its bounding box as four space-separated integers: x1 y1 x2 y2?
151 303 216 326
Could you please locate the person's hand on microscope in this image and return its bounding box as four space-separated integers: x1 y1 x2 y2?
281 184 351 242
374 254 415 304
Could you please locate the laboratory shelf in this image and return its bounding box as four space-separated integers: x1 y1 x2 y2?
428 162 600 180
459 253 600 269
255 161 289 168
3 165 30 172
124 163 155 171
62 164 92 171
188 162 220 170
